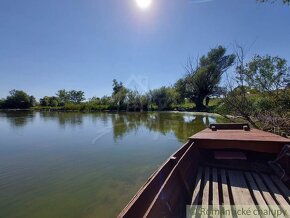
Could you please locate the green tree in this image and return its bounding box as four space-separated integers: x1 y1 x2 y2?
244 55 290 92
0 98 4 108
56 90 70 105
29 96 37 107
68 90 85 103
89 97 101 104
126 90 139 111
150 86 179 110
140 94 150 112
40 96 60 107
56 89 85 104
220 52 290 135
100 96 112 105
4 90 35 109
112 79 125 95
40 96 50 106
176 46 235 111
49 97 60 107
112 80 128 111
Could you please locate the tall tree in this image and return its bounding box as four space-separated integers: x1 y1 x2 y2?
56 90 70 105
112 80 128 111
68 90 85 103
176 46 235 111
3 90 35 109
112 79 125 95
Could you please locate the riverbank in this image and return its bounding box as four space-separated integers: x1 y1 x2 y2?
1 109 289 138
1 100 220 113
0 107 220 115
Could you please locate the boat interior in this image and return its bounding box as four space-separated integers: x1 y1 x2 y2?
118 124 290 218
191 149 290 216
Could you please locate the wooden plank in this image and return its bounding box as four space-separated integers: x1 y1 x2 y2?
212 168 219 206
220 169 230 205
190 128 290 143
202 167 210 206
190 167 203 218
191 167 203 205
211 168 220 218
261 174 290 210
220 169 231 218
202 167 210 216
244 172 268 206
271 175 290 202
252 173 278 206
228 170 255 205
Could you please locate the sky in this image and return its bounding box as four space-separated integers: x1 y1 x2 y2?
0 0 289 99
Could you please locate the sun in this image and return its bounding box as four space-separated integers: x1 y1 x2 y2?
135 0 152 9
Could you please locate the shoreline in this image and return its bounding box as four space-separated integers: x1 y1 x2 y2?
0 108 223 116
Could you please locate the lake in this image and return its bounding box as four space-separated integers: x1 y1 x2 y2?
0 111 225 218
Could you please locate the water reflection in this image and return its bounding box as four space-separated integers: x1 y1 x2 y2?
0 111 224 142
39 111 84 127
0 111 226 218
109 112 224 142
0 111 35 128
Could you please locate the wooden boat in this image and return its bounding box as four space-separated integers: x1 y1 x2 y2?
118 123 290 218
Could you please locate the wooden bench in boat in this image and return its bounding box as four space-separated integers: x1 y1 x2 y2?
118 124 290 218
191 166 290 214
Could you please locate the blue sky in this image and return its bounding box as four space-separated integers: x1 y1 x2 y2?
0 0 289 99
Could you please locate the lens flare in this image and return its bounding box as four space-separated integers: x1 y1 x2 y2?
135 0 152 9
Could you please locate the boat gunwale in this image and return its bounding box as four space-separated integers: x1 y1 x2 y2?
143 141 197 217
118 139 193 217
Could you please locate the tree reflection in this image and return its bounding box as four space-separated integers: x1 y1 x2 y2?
1 111 226 142
111 113 147 141
0 111 35 128
39 111 112 129
40 111 85 127
110 112 226 142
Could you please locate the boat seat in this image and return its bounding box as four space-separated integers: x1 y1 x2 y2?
191 166 290 213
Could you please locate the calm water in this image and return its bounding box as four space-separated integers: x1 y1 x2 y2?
0 111 225 218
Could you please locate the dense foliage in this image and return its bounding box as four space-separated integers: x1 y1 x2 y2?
217 54 290 136
0 90 36 109
38 90 85 107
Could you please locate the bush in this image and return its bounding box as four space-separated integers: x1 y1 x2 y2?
1 90 36 109
171 102 195 111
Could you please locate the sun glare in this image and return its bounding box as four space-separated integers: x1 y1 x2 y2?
135 0 152 9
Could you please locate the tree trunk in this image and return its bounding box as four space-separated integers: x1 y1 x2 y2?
194 97 207 112
205 96 210 106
